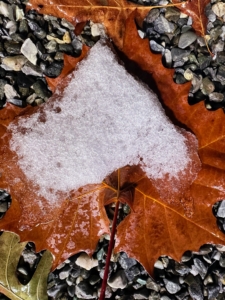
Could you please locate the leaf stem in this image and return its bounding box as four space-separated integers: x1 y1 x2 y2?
99 170 120 300
148 1 187 9
99 200 120 300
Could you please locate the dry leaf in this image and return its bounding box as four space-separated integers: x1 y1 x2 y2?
173 0 211 36
0 231 52 300
113 13 225 275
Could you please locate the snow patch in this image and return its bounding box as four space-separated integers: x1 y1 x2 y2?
9 41 199 202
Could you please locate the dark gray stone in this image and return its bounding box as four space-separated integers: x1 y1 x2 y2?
108 270 128 289
207 284 220 300
70 265 81 278
171 48 191 62
193 258 207 279
118 252 137 270
189 282 204 300
209 92 224 102
200 77 215 95
198 54 212 70
150 40 164 53
124 265 140 282
4 40 22 54
89 274 100 285
58 43 74 55
47 283 67 298
217 65 225 83
145 9 160 24
28 20 46 39
32 80 52 100
7 98 26 107
217 200 225 217
61 18 75 30
163 279 181 294
154 15 176 34
19 19 28 33
0 202 8 213
59 265 72 280
165 7 180 22
75 281 96 299
175 262 190 276
146 277 159 292
67 285 75 297
0 79 7 100
178 31 197 49
133 288 149 299
43 61 64 78
71 38 82 55
44 40 58 53
219 253 225 267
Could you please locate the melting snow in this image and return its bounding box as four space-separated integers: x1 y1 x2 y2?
9 40 199 202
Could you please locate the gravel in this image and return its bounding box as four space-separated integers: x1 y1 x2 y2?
1 0 225 299
0 0 103 108
131 0 225 111
0 196 225 299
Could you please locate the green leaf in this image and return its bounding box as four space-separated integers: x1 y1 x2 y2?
0 231 53 300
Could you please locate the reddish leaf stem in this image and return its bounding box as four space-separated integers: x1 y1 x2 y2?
99 201 120 300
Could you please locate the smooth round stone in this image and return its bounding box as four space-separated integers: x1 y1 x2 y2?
32 80 52 100
107 270 127 289
44 40 58 53
212 40 224 54
154 15 176 34
72 38 82 52
145 9 160 24
171 48 190 61
162 49 172 68
184 68 193 81
209 92 224 102
217 65 225 83
0 201 8 212
165 7 180 22
2 55 27 71
7 98 27 107
150 40 164 53
200 77 215 95
178 31 197 49
163 279 181 294
43 61 64 78
188 283 204 300
4 40 22 54
216 200 225 217
58 43 74 55
0 79 7 100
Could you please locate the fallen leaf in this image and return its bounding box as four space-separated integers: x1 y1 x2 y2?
173 0 211 36
0 0 224 277
113 12 225 275
0 231 52 300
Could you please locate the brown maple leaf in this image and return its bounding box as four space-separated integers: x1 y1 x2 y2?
113 12 225 274
1 11 225 276
173 0 211 36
